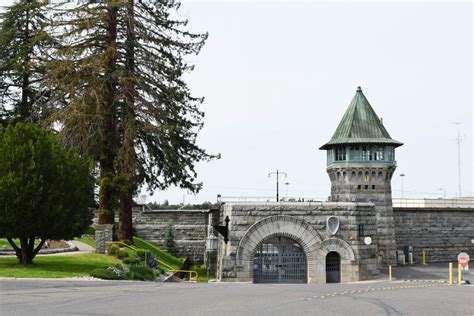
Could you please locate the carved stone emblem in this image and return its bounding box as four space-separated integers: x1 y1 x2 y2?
327 216 340 236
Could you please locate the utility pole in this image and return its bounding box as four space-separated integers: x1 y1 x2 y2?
453 122 462 197
268 170 287 202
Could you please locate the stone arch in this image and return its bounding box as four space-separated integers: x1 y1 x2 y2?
314 237 357 283
316 237 356 263
236 215 322 282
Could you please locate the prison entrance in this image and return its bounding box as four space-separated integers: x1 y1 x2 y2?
253 235 307 283
326 251 341 283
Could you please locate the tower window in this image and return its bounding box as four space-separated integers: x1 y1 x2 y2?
375 147 384 160
361 146 371 160
357 185 361 190
372 185 376 189
364 185 368 189
335 147 346 161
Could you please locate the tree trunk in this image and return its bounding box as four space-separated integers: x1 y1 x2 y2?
118 190 133 242
15 237 46 264
19 5 31 121
19 238 32 264
98 1 119 226
117 0 136 242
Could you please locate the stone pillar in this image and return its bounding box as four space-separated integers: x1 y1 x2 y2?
95 224 114 254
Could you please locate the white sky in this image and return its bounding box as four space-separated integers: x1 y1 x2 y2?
2 0 472 203
154 0 473 204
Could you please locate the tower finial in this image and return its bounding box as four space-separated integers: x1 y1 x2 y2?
357 86 362 92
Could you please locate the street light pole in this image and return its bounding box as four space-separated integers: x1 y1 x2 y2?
400 173 405 198
453 122 462 197
268 169 287 202
438 188 446 198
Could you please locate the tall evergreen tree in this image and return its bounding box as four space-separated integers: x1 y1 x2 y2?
115 0 219 241
0 0 53 124
47 1 122 225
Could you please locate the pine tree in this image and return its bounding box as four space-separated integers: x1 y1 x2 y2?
47 1 123 225
0 0 53 124
115 0 219 241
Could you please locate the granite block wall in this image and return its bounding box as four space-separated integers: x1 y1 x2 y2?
393 208 474 262
133 209 210 263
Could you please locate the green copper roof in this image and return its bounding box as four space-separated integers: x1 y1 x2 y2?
320 87 403 150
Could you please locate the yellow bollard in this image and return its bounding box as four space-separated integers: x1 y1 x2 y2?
410 253 413 265
402 254 406 266
389 265 392 282
458 263 462 285
449 262 453 285
422 250 426 265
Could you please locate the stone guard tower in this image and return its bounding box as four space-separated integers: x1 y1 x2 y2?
320 87 403 265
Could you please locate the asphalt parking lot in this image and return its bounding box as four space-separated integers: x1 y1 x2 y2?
1 263 472 315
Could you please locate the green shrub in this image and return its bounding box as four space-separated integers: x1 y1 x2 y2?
165 223 177 255
116 249 130 260
108 244 120 256
136 249 149 260
122 257 141 266
126 271 146 281
128 266 155 280
91 268 122 280
84 226 96 235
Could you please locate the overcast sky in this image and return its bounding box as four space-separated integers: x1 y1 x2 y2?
3 0 471 204
151 0 472 204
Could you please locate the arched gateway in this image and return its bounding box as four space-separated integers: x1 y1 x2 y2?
254 235 307 283
236 215 322 283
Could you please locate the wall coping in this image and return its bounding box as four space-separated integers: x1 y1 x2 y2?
223 202 374 207
393 207 474 212
141 209 210 214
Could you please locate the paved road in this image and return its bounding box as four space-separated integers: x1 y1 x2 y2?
1 279 473 315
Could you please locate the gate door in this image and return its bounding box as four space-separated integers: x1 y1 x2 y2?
253 236 307 283
326 251 341 283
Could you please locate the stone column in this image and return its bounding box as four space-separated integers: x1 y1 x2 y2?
95 224 114 254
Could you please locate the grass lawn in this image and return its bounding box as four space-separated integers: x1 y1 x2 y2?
75 235 96 248
0 253 119 278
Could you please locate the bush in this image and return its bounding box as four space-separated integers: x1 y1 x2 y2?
108 244 120 256
116 249 130 260
128 266 155 281
84 226 96 235
122 257 141 266
91 268 122 280
136 249 149 260
165 223 177 255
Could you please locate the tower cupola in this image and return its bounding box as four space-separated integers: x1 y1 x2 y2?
320 87 403 203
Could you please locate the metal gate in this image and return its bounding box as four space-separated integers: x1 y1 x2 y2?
253 236 307 283
326 251 341 283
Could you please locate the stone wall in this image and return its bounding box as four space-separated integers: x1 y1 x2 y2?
393 208 474 262
216 202 379 283
133 208 209 263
